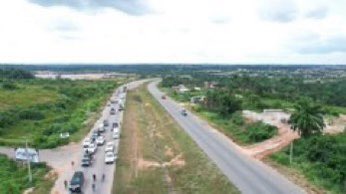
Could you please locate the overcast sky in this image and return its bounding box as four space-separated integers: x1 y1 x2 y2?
0 0 345 64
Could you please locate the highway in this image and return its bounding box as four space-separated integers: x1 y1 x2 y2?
148 80 305 194
79 79 146 194
0 80 146 194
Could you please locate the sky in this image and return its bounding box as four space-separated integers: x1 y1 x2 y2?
0 0 345 64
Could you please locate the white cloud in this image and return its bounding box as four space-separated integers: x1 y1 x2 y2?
0 0 345 64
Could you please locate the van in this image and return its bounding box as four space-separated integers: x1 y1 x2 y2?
69 171 84 193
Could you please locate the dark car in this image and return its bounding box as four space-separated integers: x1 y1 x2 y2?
181 109 188 116
103 119 109 127
69 171 84 193
110 108 116 115
91 132 98 142
81 157 92 167
118 104 124 111
112 122 119 128
83 152 93 160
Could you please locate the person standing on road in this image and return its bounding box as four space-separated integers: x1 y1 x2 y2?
64 180 68 189
93 174 96 181
92 183 96 192
102 174 105 182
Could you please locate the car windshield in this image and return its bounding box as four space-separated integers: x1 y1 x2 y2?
71 177 81 185
106 153 114 157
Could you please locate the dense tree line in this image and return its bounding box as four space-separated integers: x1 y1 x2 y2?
0 68 34 79
162 75 346 108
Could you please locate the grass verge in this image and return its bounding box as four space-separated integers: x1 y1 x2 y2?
113 85 239 194
0 154 56 194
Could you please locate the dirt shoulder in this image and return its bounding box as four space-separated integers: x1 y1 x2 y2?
114 85 239 194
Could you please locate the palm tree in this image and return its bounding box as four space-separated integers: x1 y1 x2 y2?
289 99 325 138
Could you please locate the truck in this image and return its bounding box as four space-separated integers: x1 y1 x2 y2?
69 171 84 193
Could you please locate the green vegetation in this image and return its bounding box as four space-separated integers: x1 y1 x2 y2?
161 72 346 193
271 134 346 194
161 75 346 114
193 109 278 144
0 155 54 194
114 85 239 194
0 69 118 148
289 99 325 138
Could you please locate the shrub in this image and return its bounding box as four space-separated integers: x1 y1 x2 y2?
2 82 18 90
247 122 278 142
18 109 45 120
272 134 346 193
231 112 245 126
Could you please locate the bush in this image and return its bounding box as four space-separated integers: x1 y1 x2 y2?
2 82 18 90
18 109 45 120
271 134 346 193
247 122 278 142
231 112 245 126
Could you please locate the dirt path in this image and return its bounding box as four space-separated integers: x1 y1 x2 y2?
242 110 299 159
242 110 346 159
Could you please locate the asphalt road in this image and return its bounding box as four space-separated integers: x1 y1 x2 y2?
148 80 305 194
0 80 147 194
79 79 146 194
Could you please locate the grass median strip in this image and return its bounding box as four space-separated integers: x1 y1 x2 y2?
113 85 239 194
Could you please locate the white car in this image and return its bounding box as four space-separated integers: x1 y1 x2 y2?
82 139 91 148
96 136 105 146
112 131 120 139
105 152 116 164
84 143 97 154
98 125 105 133
105 142 114 152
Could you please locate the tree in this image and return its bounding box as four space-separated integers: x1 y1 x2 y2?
205 90 241 116
289 99 325 138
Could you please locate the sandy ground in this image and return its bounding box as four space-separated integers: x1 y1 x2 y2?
242 110 345 159
242 110 299 159
325 114 346 134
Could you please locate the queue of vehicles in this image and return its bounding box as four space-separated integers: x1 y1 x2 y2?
69 88 126 193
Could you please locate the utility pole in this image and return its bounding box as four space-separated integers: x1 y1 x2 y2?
26 139 33 183
289 140 294 165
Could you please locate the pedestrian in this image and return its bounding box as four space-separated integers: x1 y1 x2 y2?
92 183 96 191
93 174 96 181
71 161 74 166
64 180 68 189
102 174 105 182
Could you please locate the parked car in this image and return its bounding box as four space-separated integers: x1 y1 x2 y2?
105 152 116 164
96 136 105 146
82 139 91 148
103 119 109 127
112 122 119 129
113 131 120 139
98 124 105 133
81 156 92 167
118 104 124 111
84 143 97 154
110 108 116 115
105 142 115 152
83 152 93 160
69 171 84 193
181 109 188 116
